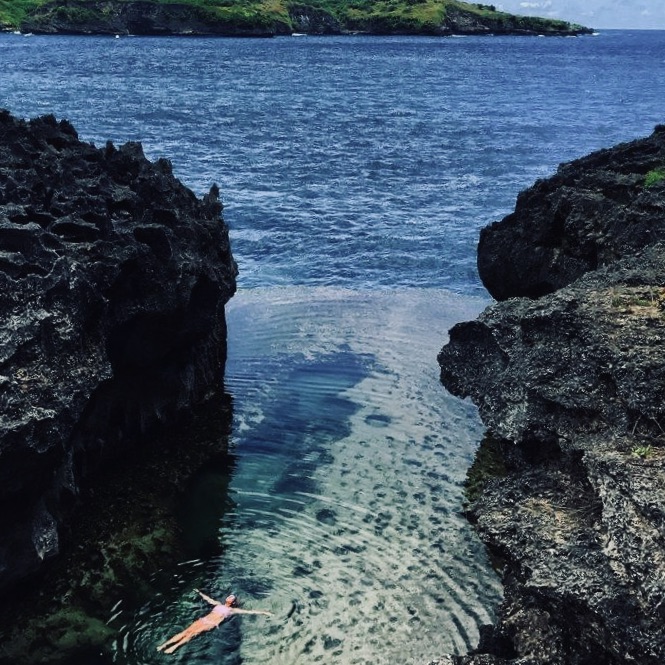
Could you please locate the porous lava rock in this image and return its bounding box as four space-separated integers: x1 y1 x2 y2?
0 110 236 593
478 125 665 301
437 128 665 664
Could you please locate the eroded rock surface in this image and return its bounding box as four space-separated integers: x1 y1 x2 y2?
437 129 665 664
0 110 236 593
478 125 665 300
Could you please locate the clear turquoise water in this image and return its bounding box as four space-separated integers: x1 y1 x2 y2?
1 29 665 664
110 289 500 664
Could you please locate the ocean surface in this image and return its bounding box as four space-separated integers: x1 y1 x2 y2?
1 28 665 665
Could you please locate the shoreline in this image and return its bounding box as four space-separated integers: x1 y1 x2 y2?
0 27 594 37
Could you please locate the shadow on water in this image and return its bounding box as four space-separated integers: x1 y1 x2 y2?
179 453 238 561
238 348 370 496
0 387 237 665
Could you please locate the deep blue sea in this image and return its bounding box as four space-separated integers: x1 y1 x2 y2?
1 28 664 665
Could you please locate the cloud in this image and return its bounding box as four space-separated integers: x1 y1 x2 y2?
519 1 552 7
497 0 665 29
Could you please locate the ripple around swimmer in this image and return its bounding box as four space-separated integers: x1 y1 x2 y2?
110 287 502 665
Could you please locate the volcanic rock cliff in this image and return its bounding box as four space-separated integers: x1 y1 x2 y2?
0 110 237 594
437 127 665 664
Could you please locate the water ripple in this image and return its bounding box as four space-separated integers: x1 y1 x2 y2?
2 33 664 291
107 288 501 664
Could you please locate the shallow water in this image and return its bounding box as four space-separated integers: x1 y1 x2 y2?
109 288 501 664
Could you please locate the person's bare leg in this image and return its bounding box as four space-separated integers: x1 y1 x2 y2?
160 619 218 653
163 628 202 653
164 637 187 654
157 629 190 651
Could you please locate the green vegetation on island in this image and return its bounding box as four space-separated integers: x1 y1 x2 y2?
0 0 593 36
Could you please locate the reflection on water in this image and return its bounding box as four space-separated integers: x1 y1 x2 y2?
111 287 501 664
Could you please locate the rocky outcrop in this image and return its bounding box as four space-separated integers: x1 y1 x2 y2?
328 2 591 37
437 129 665 664
441 5 588 36
288 3 341 34
0 110 236 593
478 125 665 301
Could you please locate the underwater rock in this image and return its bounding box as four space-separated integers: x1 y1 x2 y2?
0 110 237 593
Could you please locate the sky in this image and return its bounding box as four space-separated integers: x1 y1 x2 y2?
496 1 665 29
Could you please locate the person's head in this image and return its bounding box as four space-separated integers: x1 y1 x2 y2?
225 594 238 607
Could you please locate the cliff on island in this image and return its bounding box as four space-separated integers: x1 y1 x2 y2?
436 128 665 665
0 110 237 598
1 0 592 37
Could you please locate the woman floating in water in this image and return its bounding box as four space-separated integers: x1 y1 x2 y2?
157 589 272 654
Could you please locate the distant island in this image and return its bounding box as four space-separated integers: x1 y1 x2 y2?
0 0 593 37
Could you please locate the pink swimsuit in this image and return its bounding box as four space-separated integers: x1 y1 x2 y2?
213 604 233 618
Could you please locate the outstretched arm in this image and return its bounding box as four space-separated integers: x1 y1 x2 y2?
194 589 220 606
231 609 273 617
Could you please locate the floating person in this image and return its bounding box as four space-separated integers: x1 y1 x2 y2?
157 589 272 654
